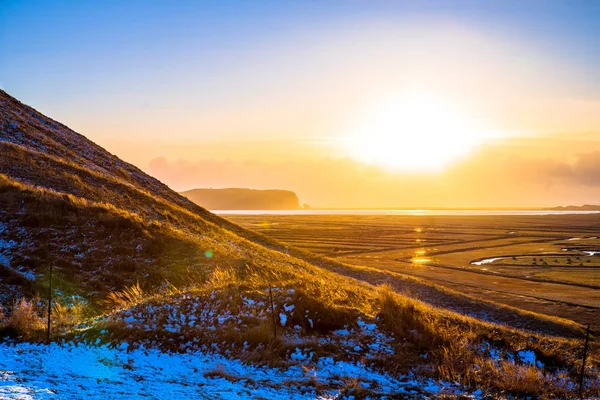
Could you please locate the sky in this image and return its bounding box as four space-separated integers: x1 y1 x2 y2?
2 0 600 208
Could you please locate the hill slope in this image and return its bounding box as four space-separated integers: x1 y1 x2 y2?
181 188 300 210
0 89 313 301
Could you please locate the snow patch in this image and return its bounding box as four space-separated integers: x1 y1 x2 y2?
518 350 537 366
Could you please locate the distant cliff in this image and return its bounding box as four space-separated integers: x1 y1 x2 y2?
180 188 301 210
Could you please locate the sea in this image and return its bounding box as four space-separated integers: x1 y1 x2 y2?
212 209 600 216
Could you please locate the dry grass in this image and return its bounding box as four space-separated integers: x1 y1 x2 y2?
0 298 46 340
68 265 599 398
370 285 599 398
208 267 238 288
338 378 375 399
377 285 437 349
438 354 570 398
102 282 144 311
79 257 598 397
236 320 278 348
51 298 87 333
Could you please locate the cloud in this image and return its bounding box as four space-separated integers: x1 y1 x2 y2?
146 141 600 208
570 151 600 186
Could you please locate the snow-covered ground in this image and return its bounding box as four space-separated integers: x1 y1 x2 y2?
0 342 471 399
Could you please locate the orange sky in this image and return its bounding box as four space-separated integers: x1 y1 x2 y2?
4 2 600 207
74 27 600 208
138 134 600 208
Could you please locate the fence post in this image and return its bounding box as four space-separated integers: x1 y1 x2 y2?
46 265 53 343
268 283 277 338
578 323 591 397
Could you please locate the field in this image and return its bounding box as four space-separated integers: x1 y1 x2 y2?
226 213 600 328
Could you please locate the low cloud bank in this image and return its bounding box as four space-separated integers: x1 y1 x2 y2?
147 141 600 208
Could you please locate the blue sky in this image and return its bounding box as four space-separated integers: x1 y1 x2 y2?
2 0 599 113
1 1 600 206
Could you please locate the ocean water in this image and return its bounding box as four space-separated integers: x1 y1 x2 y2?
212 209 600 216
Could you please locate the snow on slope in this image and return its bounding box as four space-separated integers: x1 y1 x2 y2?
0 221 36 282
0 343 473 399
0 222 13 267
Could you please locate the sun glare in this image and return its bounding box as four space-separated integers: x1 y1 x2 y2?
344 95 483 172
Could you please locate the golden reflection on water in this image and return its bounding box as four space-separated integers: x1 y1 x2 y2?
259 221 271 229
411 247 430 263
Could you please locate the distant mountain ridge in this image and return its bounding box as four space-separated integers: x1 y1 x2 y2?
547 204 600 211
181 188 300 210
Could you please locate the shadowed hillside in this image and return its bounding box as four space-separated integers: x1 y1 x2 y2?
181 188 300 210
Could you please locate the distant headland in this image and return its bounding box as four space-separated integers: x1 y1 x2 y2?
180 188 303 210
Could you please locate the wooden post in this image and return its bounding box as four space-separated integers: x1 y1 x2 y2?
268 283 277 338
578 323 591 397
46 265 53 343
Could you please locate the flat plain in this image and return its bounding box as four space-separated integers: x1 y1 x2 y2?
226 213 600 328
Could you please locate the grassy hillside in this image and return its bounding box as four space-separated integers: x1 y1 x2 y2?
0 89 598 398
0 89 313 301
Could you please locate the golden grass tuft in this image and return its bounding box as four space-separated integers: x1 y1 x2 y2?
237 319 278 347
102 282 144 310
51 298 87 332
377 285 438 348
208 267 238 288
4 298 46 340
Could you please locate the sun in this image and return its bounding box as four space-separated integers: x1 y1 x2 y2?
343 94 483 172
